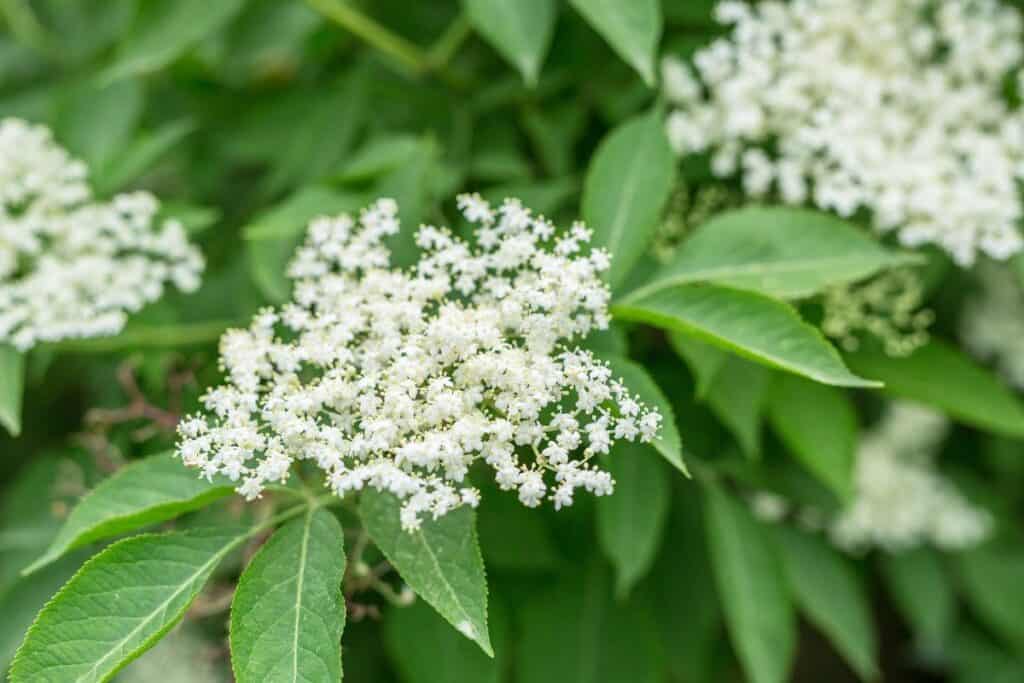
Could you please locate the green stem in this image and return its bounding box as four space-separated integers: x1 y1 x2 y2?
427 13 472 70
0 0 56 61
306 0 429 76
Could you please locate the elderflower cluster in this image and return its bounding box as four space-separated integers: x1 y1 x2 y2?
0 118 203 350
832 403 992 552
663 0 1024 266
177 196 662 530
751 402 991 552
821 269 933 357
960 262 1024 389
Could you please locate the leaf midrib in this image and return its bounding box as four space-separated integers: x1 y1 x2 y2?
415 528 479 646
291 509 314 682
623 252 917 303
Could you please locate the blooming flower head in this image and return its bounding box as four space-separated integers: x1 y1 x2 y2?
177 195 662 530
663 0 1024 266
0 118 204 350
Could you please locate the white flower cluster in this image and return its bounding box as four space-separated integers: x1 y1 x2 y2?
177 196 661 530
751 402 991 552
0 118 203 350
831 402 992 552
961 262 1024 389
663 0 1024 266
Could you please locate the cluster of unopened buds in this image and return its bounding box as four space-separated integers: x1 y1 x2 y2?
0 118 203 350
177 195 662 530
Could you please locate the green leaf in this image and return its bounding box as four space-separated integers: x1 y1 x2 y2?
569 0 661 85
668 332 728 399
373 138 441 268
384 599 504 683
462 0 557 86
651 490 721 683
117 625 224 683
596 442 669 598
0 344 24 436
517 565 663 683
846 340 1024 438
231 507 347 683
23 453 233 575
582 110 675 290
626 206 921 301
262 68 368 195
476 481 560 572
359 490 492 656
244 187 366 303
0 553 90 674
878 547 955 648
10 525 261 683
703 357 770 459
334 135 422 184
93 119 195 196
56 79 143 172
704 484 796 683
766 374 857 501
102 0 247 82
956 540 1024 652
613 284 878 388
599 352 687 475
773 526 878 680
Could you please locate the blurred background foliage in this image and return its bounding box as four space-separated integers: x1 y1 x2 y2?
1 1 1023 682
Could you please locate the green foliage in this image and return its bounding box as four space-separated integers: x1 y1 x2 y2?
11 525 260 682
517 565 663 683
629 206 921 300
766 374 858 500
384 600 505 683
773 526 878 679
359 490 492 656
704 484 795 683
956 539 1024 653
583 109 675 290
231 507 348 682
596 441 670 597
847 340 1024 438
878 548 956 648
25 452 233 575
462 0 556 85
614 284 877 387
102 0 248 81
0 344 23 436
245 187 366 302
599 352 687 474
569 0 662 84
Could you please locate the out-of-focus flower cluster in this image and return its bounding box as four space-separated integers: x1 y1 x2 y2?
663 0 1024 266
0 118 203 350
831 402 991 552
821 268 933 357
177 196 661 530
753 402 991 552
960 262 1024 389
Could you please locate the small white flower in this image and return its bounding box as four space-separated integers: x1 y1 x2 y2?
0 118 204 350
177 196 661 530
